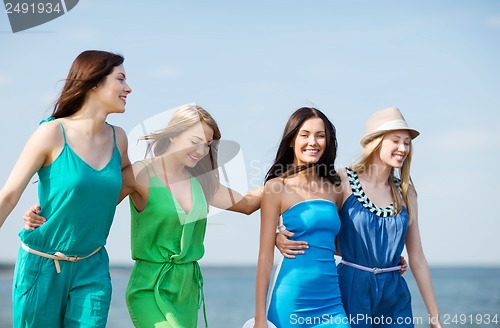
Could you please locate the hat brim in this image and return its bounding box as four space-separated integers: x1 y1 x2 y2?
360 128 420 147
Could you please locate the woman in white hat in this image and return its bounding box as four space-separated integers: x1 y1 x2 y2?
277 107 442 328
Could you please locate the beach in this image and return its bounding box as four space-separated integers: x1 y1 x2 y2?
1 265 499 327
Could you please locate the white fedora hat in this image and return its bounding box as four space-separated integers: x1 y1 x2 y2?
242 318 277 328
360 107 420 147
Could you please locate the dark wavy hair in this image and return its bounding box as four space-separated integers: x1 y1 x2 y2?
52 50 125 119
265 107 340 186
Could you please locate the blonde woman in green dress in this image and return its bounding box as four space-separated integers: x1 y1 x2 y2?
120 104 262 328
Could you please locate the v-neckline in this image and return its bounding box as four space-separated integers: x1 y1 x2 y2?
66 144 115 172
58 120 116 172
172 176 195 216
156 175 195 216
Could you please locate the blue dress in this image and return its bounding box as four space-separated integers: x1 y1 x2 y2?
337 168 413 327
268 200 350 328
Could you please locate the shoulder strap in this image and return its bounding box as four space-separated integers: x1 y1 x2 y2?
136 160 155 178
105 122 117 146
40 117 67 144
58 122 67 144
137 159 161 179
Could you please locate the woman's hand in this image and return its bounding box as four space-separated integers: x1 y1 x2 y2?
23 204 46 230
275 229 308 259
399 255 408 275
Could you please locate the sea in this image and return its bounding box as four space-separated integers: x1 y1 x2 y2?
0 265 499 328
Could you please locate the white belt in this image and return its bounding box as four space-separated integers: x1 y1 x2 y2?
340 259 401 274
22 243 102 274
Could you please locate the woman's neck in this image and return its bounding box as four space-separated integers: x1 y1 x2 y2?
158 153 188 179
67 104 108 135
295 166 320 183
360 159 392 186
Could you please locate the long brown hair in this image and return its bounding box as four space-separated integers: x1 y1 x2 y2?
350 135 415 224
265 107 340 186
142 104 222 201
52 50 125 119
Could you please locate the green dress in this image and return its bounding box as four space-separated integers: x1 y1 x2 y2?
126 161 208 328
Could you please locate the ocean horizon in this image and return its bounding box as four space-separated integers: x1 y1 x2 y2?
1 264 499 327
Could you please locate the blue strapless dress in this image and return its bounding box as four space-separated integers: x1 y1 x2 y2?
267 200 350 328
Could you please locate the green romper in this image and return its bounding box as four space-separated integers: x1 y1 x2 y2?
13 119 122 328
126 161 208 328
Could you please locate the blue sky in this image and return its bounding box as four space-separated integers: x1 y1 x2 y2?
1 0 499 266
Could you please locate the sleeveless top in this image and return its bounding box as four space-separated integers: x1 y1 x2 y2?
268 200 347 327
337 168 409 268
19 118 122 256
128 160 208 326
129 161 208 263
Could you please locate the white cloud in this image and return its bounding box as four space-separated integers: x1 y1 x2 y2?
428 126 499 151
0 72 10 86
486 16 500 28
150 66 184 79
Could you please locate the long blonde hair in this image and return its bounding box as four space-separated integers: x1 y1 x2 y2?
141 104 221 201
350 135 415 224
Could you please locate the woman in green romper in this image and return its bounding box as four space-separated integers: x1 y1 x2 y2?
120 104 262 328
0 50 132 327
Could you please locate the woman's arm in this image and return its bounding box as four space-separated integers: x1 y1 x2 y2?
122 161 150 211
0 123 58 228
406 187 442 328
119 164 135 204
254 180 281 327
115 126 133 204
115 126 131 171
210 184 264 215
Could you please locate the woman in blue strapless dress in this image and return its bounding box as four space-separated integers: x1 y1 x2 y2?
253 107 349 328
267 200 348 327
276 107 442 328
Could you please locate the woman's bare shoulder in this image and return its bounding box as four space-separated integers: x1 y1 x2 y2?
264 177 285 191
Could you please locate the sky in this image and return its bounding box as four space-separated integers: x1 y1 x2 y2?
0 0 499 267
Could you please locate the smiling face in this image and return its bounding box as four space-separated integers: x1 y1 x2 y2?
378 130 411 168
93 65 132 114
169 121 214 168
292 117 326 166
